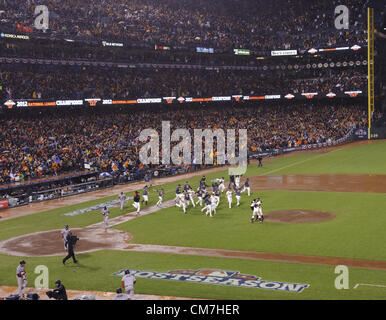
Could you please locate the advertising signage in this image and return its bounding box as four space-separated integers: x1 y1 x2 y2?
196 47 214 54
233 49 250 55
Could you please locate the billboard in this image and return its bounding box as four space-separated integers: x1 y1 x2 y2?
234 49 250 55
196 47 214 54
271 50 297 56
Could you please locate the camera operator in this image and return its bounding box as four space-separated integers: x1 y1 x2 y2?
46 280 68 300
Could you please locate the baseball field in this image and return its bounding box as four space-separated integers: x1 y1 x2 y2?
1 139 386 300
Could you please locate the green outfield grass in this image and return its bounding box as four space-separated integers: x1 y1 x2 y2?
1 251 386 299
115 190 386 261
1 140 386 299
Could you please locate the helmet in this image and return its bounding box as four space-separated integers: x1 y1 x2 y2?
55 280 61 285
65 225 69 229
124 269 130 274
116 288 122 294
20 260 26 265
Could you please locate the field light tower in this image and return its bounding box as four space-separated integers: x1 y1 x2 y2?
367 7 375 140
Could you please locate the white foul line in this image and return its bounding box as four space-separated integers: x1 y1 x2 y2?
261 149 342 176
353 283 386 289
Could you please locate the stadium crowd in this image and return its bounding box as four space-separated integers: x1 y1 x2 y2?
0 103 371 185
0 0 375 52
0 67 367 100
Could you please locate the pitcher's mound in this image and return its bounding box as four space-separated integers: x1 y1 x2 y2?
0 227 132 257
265 210 335 223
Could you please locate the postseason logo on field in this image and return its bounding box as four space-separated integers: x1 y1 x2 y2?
62 198 132 216
113 269 310 293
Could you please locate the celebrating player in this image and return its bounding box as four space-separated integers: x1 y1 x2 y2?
156 189 164 207
133 191 141 215
226 188 233 209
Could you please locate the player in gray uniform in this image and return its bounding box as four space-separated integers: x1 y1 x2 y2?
142 186 149 205
121 270 136 300
101 206 110 228
156 189 164 207
118 192 127 211
16 260 28 296
60 225 72 250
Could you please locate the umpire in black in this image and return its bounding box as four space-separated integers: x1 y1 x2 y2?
257 155 263 167
63 233 78 265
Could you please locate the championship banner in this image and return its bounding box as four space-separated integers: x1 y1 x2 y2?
163 97 176 104
301 92 318 99
344 90 362 97
85 98 101 107
2 90 365 109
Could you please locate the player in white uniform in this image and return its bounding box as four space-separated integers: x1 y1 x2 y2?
156 189 164 207
235 175 241 188
101 206 110 228
133 191 141 215
250 199 257 222
175 185 183 207
226 188 233 209
60 225 72 250
251 198 264 223
121 270 136 300
16 260 28 296
256 198 264 222
118 192 127 211
180 191 191 214
210 194 217 216
218 177 226 193
188 188 196 207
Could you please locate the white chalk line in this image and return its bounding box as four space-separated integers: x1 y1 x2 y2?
353 283 386 289
260 149 343 176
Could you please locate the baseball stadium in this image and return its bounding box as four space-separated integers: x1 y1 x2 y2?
0 0 386 303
